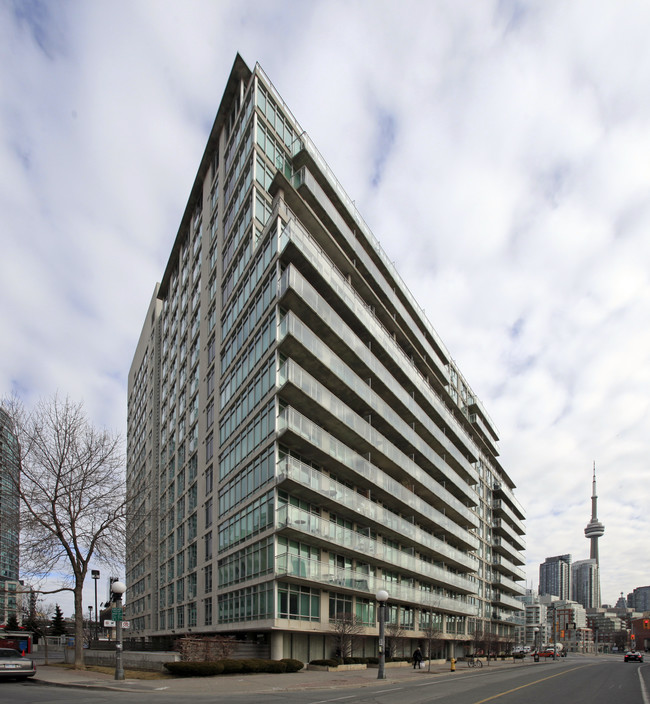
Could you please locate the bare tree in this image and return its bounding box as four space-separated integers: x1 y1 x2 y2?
421 613 445 671
3 394 126 669
22 597 55 664
386 621 406 660
329 613 365 660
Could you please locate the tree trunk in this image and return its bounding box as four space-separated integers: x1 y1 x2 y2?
74 584 85 669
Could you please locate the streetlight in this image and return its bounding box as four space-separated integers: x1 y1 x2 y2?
111 581 126 681
91 570 100 643
88 606 93 644
376 589 389 680
533 627 540 662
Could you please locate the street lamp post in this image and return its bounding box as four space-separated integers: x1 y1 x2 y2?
111 581 126 681
534 627 540 662
376 589 389 680
92 570 100 643
88 606 93 644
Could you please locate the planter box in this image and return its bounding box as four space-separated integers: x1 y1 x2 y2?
367 660 418 669
308 663 367 672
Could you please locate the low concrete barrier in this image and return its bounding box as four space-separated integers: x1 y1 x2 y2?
308 663 367 672
64 648 180 672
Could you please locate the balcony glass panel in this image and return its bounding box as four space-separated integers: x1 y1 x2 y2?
277 370 479 544
275 549 477 616
278 215 480 478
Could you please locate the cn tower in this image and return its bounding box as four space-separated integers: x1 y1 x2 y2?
584 462 605 564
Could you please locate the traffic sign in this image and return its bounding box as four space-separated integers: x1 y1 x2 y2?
104 619 116 627
112 607 123 621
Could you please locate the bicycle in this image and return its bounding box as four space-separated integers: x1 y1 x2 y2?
467 656 483 668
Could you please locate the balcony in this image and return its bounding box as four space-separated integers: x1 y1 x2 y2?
277 217 482 471
491 572 526 596
277 454 478 555
493 482 525 521
492 554 526 582
492 518 526 551
275 553 478 616
276 390 479 536
493 536 525 566
492 591 524 610
492 500 525 535
276 503 476 585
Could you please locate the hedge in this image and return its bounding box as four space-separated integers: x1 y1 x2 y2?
164 658 304 677
309 658 340 667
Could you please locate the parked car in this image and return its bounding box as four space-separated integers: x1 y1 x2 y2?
0 648 36 680
624 651 644 662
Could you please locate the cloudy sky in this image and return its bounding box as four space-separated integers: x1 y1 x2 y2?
2 0 649 616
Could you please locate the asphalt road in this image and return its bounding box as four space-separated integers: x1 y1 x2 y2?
2 656 649 704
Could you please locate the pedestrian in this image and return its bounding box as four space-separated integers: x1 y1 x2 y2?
413 647 423 669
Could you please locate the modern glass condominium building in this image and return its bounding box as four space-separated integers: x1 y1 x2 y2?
0 408 20 583
125 55 526 660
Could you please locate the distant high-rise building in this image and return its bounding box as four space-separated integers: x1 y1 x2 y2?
124 54 527 659
572 559 600 609
539 554 572 600
627 586 650 612
0 408 20 582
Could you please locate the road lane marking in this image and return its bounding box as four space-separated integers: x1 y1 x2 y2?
639 666 649 704
472 665 590 704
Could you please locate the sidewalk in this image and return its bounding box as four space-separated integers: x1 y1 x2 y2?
31 658 545 695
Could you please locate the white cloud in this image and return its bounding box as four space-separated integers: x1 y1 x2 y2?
2 0 649 613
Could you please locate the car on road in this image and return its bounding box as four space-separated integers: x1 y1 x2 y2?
0 648 36 680
624 651 644 662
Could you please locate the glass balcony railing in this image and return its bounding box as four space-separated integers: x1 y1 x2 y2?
493 482 525 520
492 591 524 610
277 310 480 514
275 551 478 616
277 404 479 559
277 351 478 515
278 454 478 563
276 501 475 580
492 519 526 550
493 536 525 566
491 572 525 595
492 500 526 536
492 554 526 582
277 216 481 480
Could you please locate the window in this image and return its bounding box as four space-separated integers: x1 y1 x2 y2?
204 597 213 626
188 542 198 569
356 598 376 626
277 582 320 621
205 531 213 561
204 564 213 593
329 592 353 621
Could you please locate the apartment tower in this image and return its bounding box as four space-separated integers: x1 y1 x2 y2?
125 55 526 660
572 559 600 610
539 554 571 600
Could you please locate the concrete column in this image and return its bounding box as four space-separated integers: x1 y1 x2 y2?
270 631 284 660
